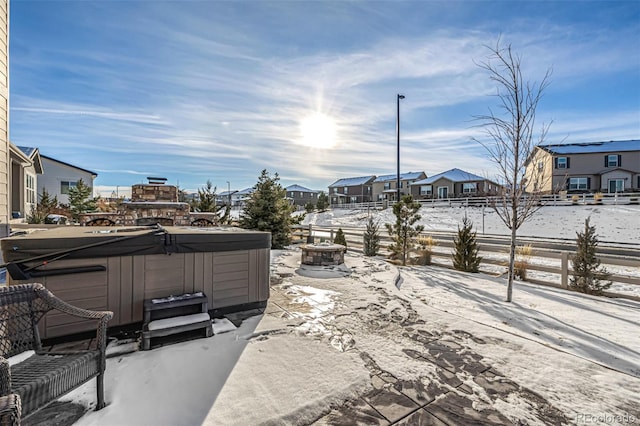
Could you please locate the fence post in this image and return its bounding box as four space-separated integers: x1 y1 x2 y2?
307 223 313 244
561 252 569 289
330 229 334 243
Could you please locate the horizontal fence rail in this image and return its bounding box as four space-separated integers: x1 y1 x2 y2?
329 192 640 210
291 224 640 301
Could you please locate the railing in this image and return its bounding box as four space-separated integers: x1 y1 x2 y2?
291 224 640 301
329 192 640 210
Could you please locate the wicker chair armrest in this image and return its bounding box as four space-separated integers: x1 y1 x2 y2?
0 393 20 426
34 285 113 322
0 359 10 396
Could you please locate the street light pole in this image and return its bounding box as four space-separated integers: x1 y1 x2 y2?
396 94 405 203
226 181 231 208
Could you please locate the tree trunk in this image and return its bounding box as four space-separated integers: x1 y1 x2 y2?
507 213 518 302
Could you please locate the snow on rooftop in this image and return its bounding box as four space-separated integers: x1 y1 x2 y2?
373 172 424 183
412 168 485 185
285 184 318 193
328 175 375 187
540 139 640 155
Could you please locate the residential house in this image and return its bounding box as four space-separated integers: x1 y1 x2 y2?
9 145 43 220
285 184 320 207
0 0 9 236
525 140 640 193
328 175 375 205
410 168 501 199
217 187 254 207
372 172 427 202
39 154 98 205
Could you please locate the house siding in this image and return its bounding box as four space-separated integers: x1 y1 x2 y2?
0 0 8 236
39 157 96 204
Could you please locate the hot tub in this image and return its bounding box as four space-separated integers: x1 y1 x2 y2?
1 226 271 338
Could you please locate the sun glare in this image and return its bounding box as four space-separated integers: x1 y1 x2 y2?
299 113 338 149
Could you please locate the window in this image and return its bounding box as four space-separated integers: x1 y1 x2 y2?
26 174 35 204
605 154 620 167
61 181 77 195
556 157 568 169
299 192 303 198
383 182 390 190
343 186 348 194
419 185 432 196
538 161 544 172
350 196 357 203
463 183 477 193
568 178 588 190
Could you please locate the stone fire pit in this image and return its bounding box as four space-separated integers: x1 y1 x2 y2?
301 243 346 266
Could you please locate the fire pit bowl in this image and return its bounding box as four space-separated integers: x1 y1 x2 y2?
301 243 346 266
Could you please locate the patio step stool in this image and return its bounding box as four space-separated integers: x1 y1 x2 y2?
141 292 214 350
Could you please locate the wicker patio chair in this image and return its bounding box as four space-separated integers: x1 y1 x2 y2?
0 283 113 419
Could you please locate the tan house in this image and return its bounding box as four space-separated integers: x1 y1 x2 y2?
9 145 43 220
0 0 9 236
328 175 375 205
410 168 501 200
526 140 640 193
372 172 426 202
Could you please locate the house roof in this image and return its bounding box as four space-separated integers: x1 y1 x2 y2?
329 175 375 187
539 140 640 155
11 144 44 174
373 172 425 183
285 184 318 193
16 146 37 157
40 154 98 177
412 168 485 185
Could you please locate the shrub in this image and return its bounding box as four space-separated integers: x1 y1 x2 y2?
334 228 347 248
363 216 380 256
415 235 437 266
304 202 315 213
385 195 424 266
569 218 612 295
514 244 533 281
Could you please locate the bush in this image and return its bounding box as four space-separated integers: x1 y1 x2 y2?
363 216 380 256
414 235 436 265
334 228 347 248
452 217 481 272
569 218 611 295
514 244 532 281
304 202 315 213
385 195 423 266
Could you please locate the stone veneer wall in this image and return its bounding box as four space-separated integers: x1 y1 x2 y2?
131 184 178 202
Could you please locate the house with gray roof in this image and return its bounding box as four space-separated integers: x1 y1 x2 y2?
525 139 640 193
328 175 375 205
410 168 501 199
39 154 98 205
372 171 426 202
285 184 320 207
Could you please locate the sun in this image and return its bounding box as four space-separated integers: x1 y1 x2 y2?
299 112 338 149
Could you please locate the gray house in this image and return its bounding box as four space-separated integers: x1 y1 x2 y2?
411 168 501 199
525 140 640 193
285 184 320 207
328 175 375 205
372 172 426 202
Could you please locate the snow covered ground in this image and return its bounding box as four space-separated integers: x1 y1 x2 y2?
61 249 639 425
302 204 640 244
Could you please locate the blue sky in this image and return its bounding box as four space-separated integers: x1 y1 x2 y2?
9 0 640 196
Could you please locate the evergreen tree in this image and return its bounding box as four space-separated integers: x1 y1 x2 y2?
27 189 59 224
240 169 294 249
316 192 329 212
304 201 315 213
67 179 99 221
452 217 482 272
569 218 612 295
334 228 347 248
193 180 218 212
363 216 381 257
385 195 424 266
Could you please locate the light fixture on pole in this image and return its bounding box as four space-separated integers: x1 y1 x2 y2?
396 94 405 203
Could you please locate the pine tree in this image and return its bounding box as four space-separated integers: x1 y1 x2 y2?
452 217 482 272
27 189 59 224
316 192 329 212
304 201 315 213
67 179 99 221
334 228 347 248
385 195 424 266
569 218 612 295
240 169 294 249
193 180 218 212
363 216 381 256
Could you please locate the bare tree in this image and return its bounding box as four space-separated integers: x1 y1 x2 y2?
474 40 552 302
